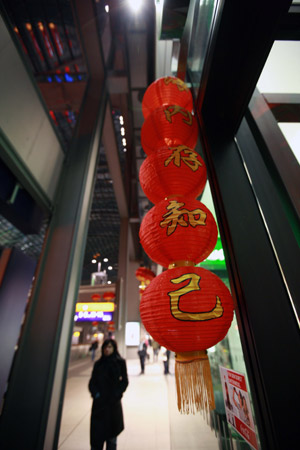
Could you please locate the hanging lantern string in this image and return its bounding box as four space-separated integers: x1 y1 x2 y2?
139 76 234 416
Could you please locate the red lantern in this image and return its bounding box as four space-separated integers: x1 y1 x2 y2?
135 267 156 283
102 291 115 301
138 77 234 414
142 76 194 119
139 145 207 204
139 197 218 268
141 106 198 155
140 266 234 352
108 320 115 332
91 293 101 301
136 267 156 295
140 265 234 413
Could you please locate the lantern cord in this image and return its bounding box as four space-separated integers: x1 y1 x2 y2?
175 350 215 415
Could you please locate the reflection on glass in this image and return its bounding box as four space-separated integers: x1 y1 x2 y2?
278 123 300 165
196 184 261 448
257 41 300 94
187 0 219 98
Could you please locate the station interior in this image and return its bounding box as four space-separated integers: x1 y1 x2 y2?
0 1 299 449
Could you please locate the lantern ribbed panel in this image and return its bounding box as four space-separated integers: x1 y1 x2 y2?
141 106 198 155
139 197 218 268
140 266 234 352
142 76 194 119
139 146 207 204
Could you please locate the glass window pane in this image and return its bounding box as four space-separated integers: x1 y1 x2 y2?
257 41 300 94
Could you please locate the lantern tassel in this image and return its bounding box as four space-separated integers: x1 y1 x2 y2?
175 350 215 415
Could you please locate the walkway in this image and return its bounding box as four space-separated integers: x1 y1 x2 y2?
58 354 219 450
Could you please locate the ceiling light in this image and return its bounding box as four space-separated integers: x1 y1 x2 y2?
121 127 125 136
122 138 127 146
103 258 108 262
128 0 143 13
91 259 97 263
105 5 109 13
123 148 127 152
108 266 113 270
107 280 112 285
119 116 124 125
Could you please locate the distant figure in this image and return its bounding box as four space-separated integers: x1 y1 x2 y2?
138 341 147 374
161 347 170 374
89 339 128 450
152 340 160 362
90 340 99 361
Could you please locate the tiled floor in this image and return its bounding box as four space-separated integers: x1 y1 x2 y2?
58 354 219 450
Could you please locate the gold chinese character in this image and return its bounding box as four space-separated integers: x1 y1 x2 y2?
160 200 207 236
165 145 202 172
164 77 189 92
164 105 193 125
168 273 224 321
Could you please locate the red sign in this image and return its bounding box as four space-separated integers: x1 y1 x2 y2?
220 366 259 450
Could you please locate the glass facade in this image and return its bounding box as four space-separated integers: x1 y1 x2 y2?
186 11 300 446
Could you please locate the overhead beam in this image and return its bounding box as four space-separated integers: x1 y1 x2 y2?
102 101 129 218
198 0 293 136
276 4 300 40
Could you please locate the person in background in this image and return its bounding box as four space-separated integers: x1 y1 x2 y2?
88 339 128 450
138 341 147 374
90 340 99 361
161 346 171 374
152 340 160 362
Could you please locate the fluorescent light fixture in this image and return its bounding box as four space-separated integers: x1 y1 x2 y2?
127 0 143 13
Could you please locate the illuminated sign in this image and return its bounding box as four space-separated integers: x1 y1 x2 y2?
75 302 115 313
198 237 226 271
74 311 113 322
125 322 140 346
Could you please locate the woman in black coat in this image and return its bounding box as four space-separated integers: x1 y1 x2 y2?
88 339 129 450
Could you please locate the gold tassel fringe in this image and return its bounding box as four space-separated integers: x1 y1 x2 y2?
175 350 215 415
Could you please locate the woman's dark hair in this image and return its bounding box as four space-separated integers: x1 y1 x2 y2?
101 338 119 356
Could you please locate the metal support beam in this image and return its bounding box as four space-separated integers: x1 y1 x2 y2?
114 218 130 357
102 102 129 218
248 89 300 244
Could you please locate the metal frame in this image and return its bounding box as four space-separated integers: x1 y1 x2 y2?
248 89 300 245
189 0 300 448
